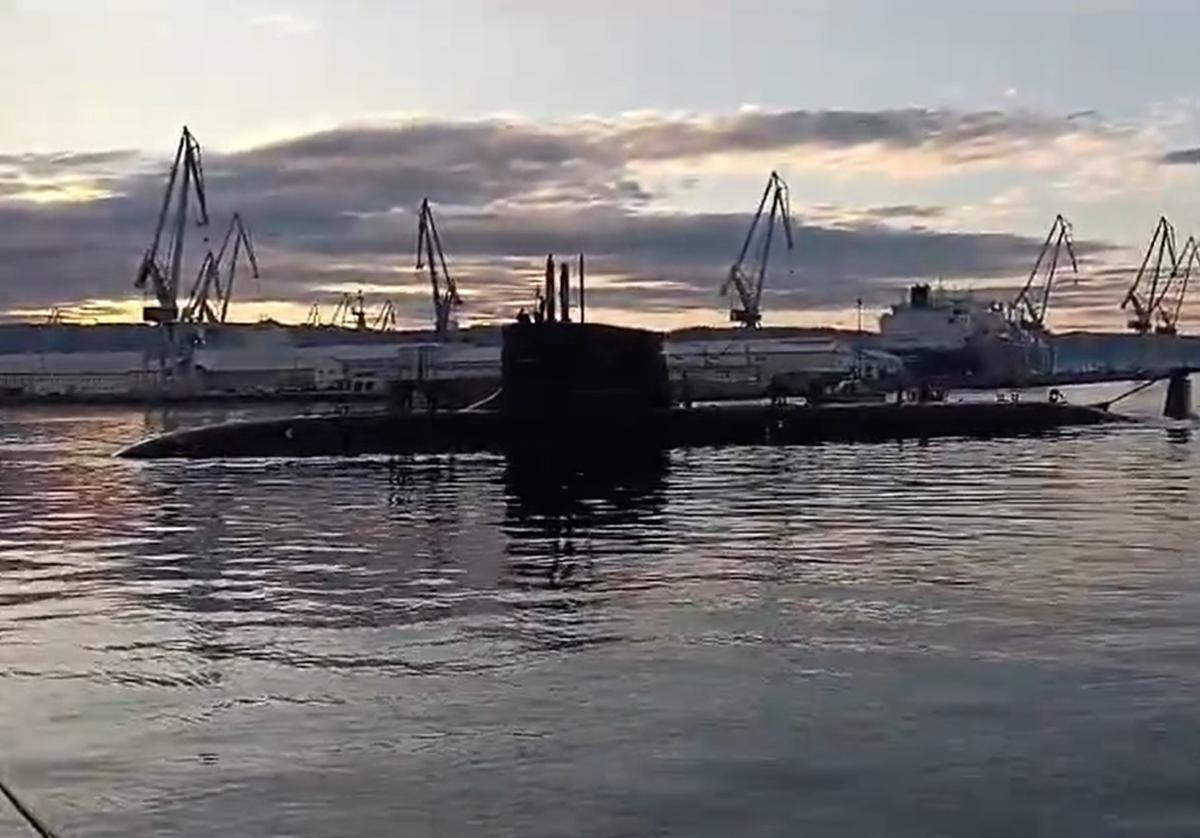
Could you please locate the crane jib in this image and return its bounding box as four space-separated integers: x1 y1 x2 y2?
416 198 462 334
137 126 211 326
1123 216 1186 334
726 171 795 328
1012 213 1077 330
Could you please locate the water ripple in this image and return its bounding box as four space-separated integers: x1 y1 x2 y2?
2 403 1200 836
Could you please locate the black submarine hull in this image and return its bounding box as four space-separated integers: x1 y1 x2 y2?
117 401 1123 460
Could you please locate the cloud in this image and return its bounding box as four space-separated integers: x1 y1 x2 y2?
194 108 1126 225
597 108 1118 165
0 198 1059 326
215 108 1125 207
800 202 949 230
249 11 319 36
217 121 652 215
0 109 1132 213
1160 147 1200 165
0 149 146 203
0 149 142 176
859 204 946 220
0 107 1134 328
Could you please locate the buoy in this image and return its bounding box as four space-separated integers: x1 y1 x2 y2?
1164 369 1193 420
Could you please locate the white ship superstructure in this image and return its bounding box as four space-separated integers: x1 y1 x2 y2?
876 283 1053 379
879 283 1018 352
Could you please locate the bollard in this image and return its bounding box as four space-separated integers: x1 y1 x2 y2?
1164 370 1193 420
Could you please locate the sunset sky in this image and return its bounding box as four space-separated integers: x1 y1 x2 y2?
5 0 1200 331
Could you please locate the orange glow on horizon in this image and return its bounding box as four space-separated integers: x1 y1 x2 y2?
0 295 1149 336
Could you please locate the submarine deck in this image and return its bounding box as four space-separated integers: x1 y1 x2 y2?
117 401 1126 460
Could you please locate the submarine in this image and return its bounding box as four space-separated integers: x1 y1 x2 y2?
118 312 1130 460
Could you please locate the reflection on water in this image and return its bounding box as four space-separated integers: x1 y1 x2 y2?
501 450 669 653
2 401 1200 836
1166 425 1193 445
503 448 669 580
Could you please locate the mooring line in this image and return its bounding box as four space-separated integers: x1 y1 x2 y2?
0 777 62 838
1091 376 1162 411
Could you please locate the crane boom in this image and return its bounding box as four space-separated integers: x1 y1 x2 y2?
1123 216 1178 334
416 198 462 334
219 213 259 324
721 171 794 328
1157 234 1197 335
135 126 209 325
181 252 220 324
1011 213 1077 330
328 291 367 329
181 213 260 325
330 293 351 327
372 300 399 331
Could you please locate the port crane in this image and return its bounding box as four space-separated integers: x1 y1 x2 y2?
1010 214 1077 331
181 213 260 325
415 198 462 334
720 171 794 328
1122 216 1179 334
1156 234 1197 335
330 290 368 330
372 300 399 331
135 126 209 325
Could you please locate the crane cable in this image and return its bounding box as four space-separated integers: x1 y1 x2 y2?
0 777 63 838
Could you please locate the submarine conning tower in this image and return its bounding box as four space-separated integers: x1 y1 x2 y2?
500 321 670 418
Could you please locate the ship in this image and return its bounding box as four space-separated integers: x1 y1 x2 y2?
877 282 1051 382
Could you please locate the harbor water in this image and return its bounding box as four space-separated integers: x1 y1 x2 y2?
2 387 1200 836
